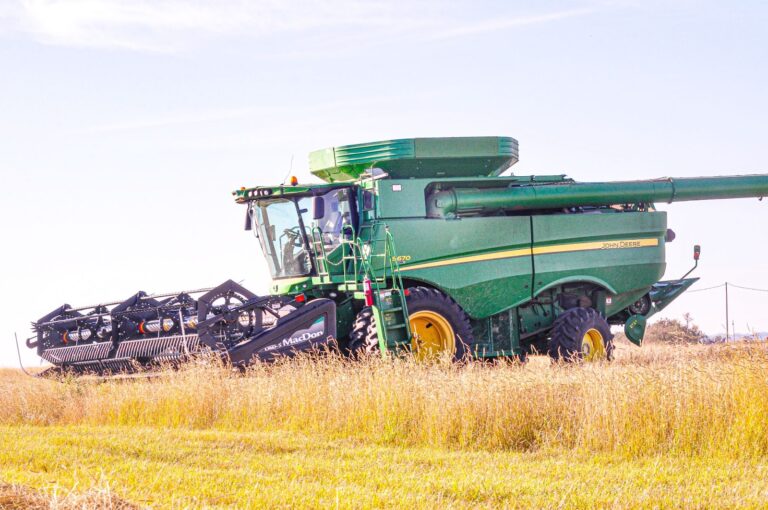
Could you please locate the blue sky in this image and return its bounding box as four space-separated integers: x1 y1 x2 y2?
1 0 766 366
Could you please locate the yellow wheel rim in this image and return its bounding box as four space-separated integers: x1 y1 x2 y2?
409 310 455 361
581 328 607 361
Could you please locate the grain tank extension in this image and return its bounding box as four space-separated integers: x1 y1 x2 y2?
27 136 768 373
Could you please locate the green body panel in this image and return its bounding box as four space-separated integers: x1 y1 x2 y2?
309 137 519 182
389 216 534 318
531 212 667 317
376 179 428 218
369 181 670 321
388 213 666 321
270 277 313 296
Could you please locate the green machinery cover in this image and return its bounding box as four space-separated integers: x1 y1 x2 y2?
309 136 519 182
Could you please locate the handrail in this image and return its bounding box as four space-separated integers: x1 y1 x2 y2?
309 226 329 276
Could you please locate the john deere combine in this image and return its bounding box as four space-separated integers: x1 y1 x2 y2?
27 136 768 373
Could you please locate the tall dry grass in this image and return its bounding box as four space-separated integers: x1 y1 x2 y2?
0 482 136 510
2 342 767 458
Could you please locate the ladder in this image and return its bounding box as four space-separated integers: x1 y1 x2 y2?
311 218 411 351
352 222 412 351
339 221 411 352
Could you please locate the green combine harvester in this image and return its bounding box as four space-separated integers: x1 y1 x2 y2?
28 137 768 372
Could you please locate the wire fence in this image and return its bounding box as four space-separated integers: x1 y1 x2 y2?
729 283 768 293
687 283 725 293
682 281 767 340
688 282 768 293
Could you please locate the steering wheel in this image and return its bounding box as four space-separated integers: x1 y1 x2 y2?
282 227 303 247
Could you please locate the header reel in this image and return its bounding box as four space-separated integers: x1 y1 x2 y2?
29 280 337 375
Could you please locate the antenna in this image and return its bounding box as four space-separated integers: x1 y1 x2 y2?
282 154 294 185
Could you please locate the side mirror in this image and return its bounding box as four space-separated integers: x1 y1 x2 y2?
678 244 701 281
244 207 252 231
363 190 374 211
312 196 325 220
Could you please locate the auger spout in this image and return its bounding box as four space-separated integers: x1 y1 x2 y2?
427 174 768 217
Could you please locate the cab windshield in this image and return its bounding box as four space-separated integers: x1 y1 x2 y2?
250 188 354 279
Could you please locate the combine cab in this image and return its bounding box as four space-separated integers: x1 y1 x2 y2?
26 136 768 373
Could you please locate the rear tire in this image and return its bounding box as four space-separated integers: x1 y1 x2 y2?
548 307 614 362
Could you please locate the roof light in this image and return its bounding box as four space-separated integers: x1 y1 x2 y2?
290 176 298 186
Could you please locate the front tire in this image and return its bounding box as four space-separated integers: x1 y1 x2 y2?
347 287 475 361
406 287 474 361
548 307 614 362
346 307 379 357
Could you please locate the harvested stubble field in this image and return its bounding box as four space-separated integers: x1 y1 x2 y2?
1 341 768 509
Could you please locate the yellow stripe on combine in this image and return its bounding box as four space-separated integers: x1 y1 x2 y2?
400 237 659 272
532 237 659 256
400 247 532 272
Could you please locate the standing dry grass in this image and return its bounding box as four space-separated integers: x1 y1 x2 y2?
3 342 768 455
0 483 136 510
1 341 767 508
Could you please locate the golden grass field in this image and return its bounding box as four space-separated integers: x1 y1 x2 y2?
1 340 768 509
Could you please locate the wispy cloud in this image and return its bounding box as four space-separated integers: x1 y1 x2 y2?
3 0 399 51
1 1 598 52
431 8 595 39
